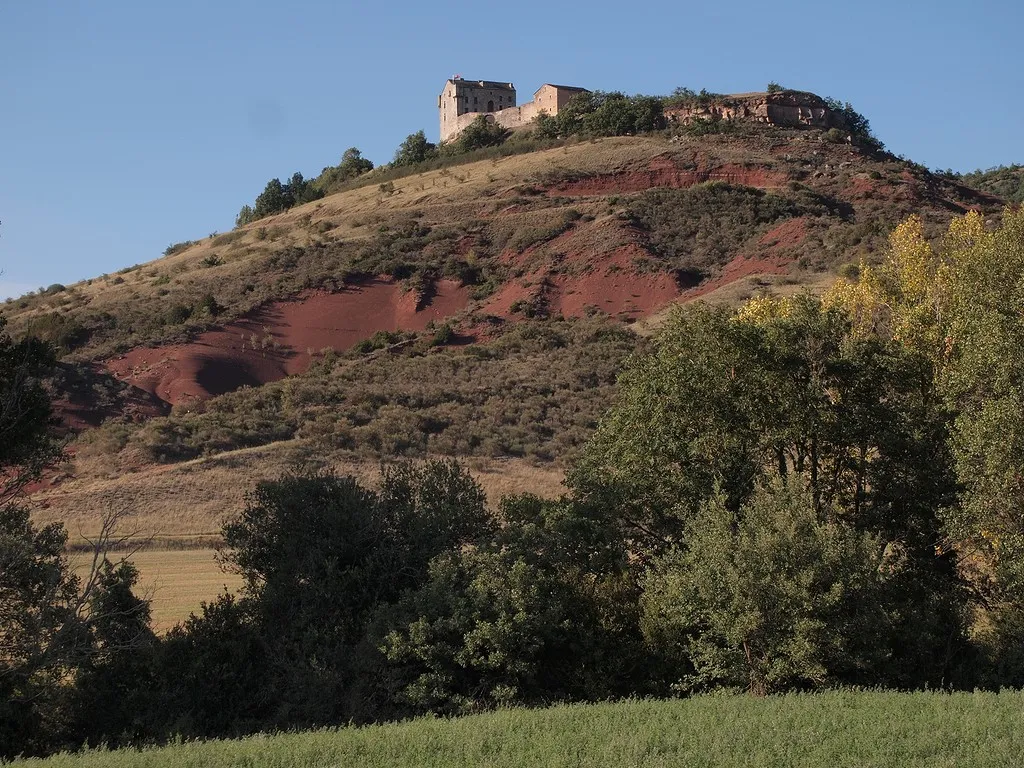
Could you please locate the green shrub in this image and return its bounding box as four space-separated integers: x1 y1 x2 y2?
26 313 89 353
392 130 437 167
824 97 884 151
430 323 454 346
164 303 193 325
534 91 664 139
625 182 801 273
642 478 886 694
164 241 196 257
663 87 727 109
379 493 642 715
454 116 509 152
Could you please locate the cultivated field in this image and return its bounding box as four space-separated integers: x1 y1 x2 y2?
14 690 1024 767
52 447 564 630
71 548 242 633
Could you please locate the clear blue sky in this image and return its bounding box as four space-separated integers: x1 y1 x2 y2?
1 0 1021 298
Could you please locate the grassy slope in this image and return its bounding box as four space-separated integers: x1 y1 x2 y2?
16 692 1024 767
3 138 667 360
38 445 565 544
23 131 998 491
3 132 996 363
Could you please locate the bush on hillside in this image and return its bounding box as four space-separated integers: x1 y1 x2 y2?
237 151 371 227
163 240 196 256
824 97 884 151
452 115 510 152
314 147 375 194
625 182 802 273
393 130 438 167
26 312 90 352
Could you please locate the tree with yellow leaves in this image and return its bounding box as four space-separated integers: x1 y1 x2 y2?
829 208 1024 653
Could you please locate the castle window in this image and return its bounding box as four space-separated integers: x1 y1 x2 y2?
487 100 494 112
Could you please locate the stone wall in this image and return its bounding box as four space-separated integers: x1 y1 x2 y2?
439 79 517 142
446 103 535 140
665 91 843 130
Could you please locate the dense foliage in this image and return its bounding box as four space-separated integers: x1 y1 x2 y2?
946 164 1024 203
0 326 153 760
392 130 437 167
534 91 664 139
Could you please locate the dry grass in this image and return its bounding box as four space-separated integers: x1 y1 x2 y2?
5 137 670 329
35 441 566 545
633 271 837 336
71 548 242 633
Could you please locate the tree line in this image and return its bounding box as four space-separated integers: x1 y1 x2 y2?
5 208 1024 758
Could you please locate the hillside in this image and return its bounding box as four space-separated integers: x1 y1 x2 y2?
12 692 1024 768
8 122 1007 545
10 104 1024 762
955 163 1024 203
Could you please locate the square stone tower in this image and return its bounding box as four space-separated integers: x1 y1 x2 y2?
439 78 516 142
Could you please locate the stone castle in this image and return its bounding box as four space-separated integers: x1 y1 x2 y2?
439 77 587 142
438 78 843 142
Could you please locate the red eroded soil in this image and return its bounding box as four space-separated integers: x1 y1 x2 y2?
550 267 680 322
849 175 878 197
549 157 790 196
758 217 808 251
483 243 681 323
682 249 793 301
53 386 167 431
105 279 470 407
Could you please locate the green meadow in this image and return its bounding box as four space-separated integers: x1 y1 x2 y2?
15 691 1024 768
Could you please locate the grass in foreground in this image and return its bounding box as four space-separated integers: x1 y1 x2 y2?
14 691 1024 767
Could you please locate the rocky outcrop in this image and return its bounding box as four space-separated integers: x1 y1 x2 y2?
665 91 844 130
